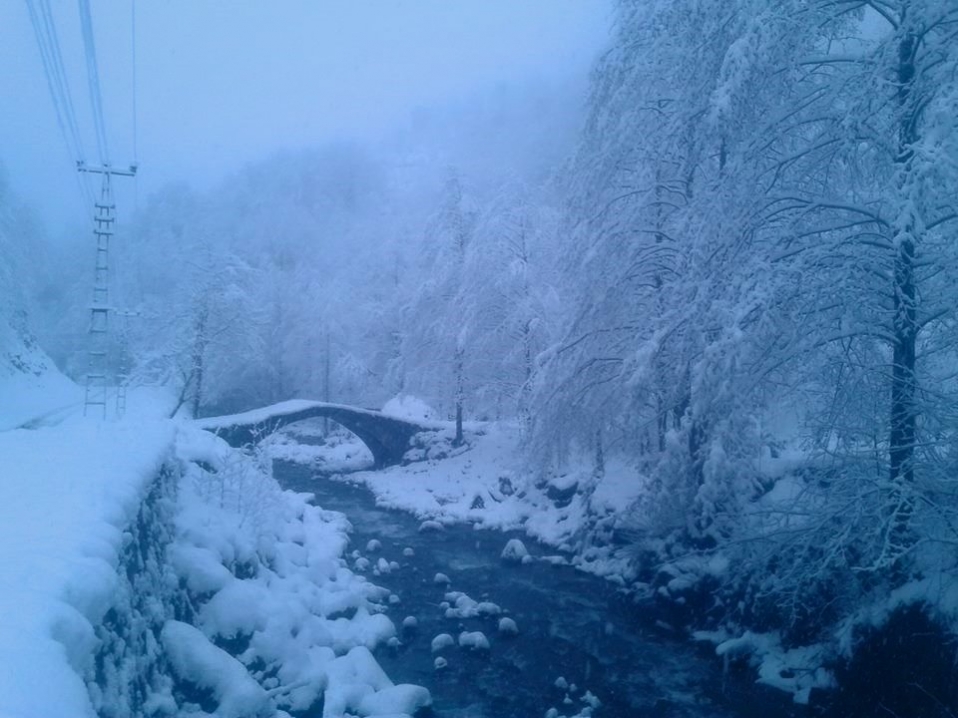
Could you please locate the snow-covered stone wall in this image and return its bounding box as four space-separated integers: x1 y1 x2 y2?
87 463 186 717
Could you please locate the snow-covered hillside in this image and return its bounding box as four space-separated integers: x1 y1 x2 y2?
0 317 81 430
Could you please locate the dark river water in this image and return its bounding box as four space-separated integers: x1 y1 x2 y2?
276 460 802 718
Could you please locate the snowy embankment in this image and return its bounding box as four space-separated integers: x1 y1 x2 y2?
1 365 430 716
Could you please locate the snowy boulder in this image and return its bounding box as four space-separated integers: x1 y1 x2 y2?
402 616 418 630
433 572 451 585
498 617 519 635
445 593 480 619
354 557 371 572
434 656 448 670
476 601 501 617
366 539 382 552
582 690 602 709
389 560 401 572
458 631 490 651
500 538 530 563
377 557 391 574
403 547 415 557
431 633 455 652
169 544 233 594
358 684 432 716
419 520 444 533
160 620 269 718
389 594 401 605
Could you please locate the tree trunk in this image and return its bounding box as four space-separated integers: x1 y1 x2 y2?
888 27 920 544
190 306 209 418
453 345 464 446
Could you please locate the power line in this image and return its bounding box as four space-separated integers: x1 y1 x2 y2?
76 0 110 164
131 0 137 166
24 0 94 205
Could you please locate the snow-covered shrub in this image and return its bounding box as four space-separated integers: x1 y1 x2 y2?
165 429 426 716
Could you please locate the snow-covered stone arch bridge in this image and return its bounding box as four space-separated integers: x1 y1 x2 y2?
196 400 439 468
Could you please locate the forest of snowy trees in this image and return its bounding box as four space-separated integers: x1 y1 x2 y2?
3 0 958 713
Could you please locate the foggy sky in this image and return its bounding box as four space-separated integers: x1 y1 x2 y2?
2 1 610 234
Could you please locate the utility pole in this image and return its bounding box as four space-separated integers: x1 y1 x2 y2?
78 160 137 418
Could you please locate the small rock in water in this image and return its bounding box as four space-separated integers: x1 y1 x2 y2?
403 547 415 557
366 539 382 552
434 656 448 670
402 616 418 630
554 677 569 691
354 557 370 572
377 557 391 574
501 538 529 563
389 560 401 572
433 572 451 585
545 709 559 718
458 631 490 651
389 594 401 605
431 633 455 652
476 601 501 617
439 601 450 610
387 636 401 649
351 549 361 559
581 690 601 709
419 520 444 533
498 617 519 635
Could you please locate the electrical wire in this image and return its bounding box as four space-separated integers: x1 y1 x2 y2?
24 0 94 206
77 0 110 165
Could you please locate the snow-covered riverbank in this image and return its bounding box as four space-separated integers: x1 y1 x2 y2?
267 420 645 584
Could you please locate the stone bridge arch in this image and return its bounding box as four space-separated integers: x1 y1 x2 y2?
196 400 438 468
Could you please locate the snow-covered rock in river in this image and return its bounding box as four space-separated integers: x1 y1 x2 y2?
476 601 501 616
498 617 519 635
431 633 455 652
501 538 530 563
458 631 491 651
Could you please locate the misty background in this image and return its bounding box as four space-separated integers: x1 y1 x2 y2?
2 0 610 417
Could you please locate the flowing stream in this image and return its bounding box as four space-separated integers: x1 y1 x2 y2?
276 460 802 718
